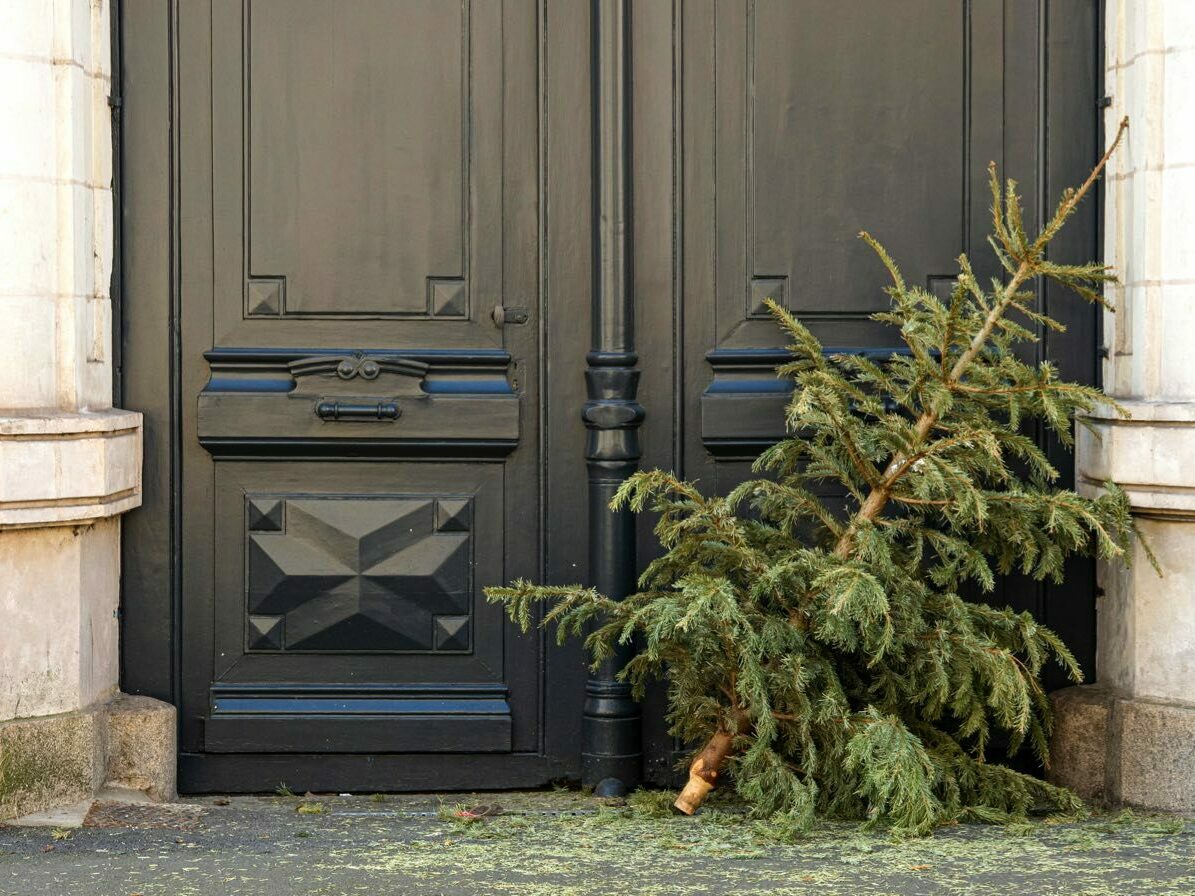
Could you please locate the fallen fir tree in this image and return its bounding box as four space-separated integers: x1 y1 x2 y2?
487 119 1145 837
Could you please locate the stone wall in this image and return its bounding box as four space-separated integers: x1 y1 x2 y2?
0 0 139 721
0 1 170 820
1053 0 1195 813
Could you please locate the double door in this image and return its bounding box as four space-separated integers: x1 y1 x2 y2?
119 0 1102 791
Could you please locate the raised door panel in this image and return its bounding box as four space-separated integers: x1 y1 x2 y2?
746 0 964 323
211 0 519 349
247 1 471 320
204 462 522 754
685 0 1013 457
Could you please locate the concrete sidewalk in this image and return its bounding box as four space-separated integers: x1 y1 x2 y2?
0 790 1192 895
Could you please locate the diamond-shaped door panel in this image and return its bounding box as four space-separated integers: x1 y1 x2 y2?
245 495 474 653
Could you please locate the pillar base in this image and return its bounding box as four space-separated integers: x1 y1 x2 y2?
0 694 176 821
1050 685 1195 812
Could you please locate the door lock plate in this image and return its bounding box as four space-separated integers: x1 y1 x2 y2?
491 305 530 327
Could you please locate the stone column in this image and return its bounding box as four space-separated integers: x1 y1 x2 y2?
0 1 170 820
1052 1 1195 812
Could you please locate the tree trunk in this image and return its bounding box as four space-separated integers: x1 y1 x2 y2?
673 730 736 815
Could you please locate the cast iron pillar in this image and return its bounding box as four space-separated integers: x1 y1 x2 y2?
580 0 642 797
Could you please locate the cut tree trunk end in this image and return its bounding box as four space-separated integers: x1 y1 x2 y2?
673 730 736 815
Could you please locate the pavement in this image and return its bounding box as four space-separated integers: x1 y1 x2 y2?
0 789 1192 895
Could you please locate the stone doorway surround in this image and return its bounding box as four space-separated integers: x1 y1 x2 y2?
2 0 1195 821
0 0 173 820
1050 1 1195 813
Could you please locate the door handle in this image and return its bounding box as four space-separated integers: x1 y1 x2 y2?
315 400 401 421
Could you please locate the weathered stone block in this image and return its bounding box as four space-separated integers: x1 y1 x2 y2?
103 694 177 802
1113 697 1195 813
1049 685 1112 804
0 522 121 720
0 709 103 821
1051 685 1195 813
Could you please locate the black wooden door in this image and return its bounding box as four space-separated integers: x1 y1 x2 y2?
152 0 556 789
120 0 1101 791
630 0 1102 776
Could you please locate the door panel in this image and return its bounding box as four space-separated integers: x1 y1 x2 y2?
681 0 1026 468
211 0 514 349
245 1 479 321
204 461 521 754
178 0 542 764
713 0 969 351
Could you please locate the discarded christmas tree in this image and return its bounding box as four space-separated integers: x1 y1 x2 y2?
487 119 1141 836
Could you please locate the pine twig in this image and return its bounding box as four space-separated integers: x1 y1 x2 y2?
833 117 1129 559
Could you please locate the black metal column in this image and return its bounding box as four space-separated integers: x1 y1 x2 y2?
580 0 642 797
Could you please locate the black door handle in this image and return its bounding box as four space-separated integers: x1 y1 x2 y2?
315 400 401 421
